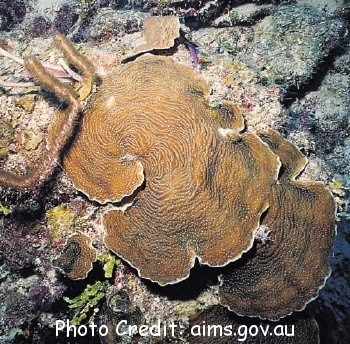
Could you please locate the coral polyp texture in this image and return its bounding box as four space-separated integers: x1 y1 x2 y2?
63 54 280 285
0 32 94 189
219 129 336 320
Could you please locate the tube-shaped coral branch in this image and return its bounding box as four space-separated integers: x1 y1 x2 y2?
53 33 94 78
24 56 79 105
53 33 95 100
0 34 95 189
0 44 83 84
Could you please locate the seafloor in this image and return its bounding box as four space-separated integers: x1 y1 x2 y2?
0 0 349 343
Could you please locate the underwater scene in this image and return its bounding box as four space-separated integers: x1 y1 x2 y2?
0 0 349 343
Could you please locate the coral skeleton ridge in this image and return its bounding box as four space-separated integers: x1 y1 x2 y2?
54 231 97 280
64 53 281 285
123 15 180 62
0 23 336 321
219 129 336 320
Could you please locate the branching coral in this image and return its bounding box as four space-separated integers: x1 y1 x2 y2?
0 32 94 189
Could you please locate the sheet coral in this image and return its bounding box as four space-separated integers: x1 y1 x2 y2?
123 15 180 61
0 17 336 321
64 54 280 285
219 129 336 320
54 231 97 280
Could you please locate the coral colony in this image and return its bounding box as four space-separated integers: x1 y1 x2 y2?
0 15 335 337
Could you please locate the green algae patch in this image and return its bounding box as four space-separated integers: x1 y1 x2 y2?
0 202 11 216
98 252 120 279
64 280 109 325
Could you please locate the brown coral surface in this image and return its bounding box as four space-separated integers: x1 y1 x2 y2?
123 15 180 61
63 54 280 285
54 231 97 280
219 129 336 320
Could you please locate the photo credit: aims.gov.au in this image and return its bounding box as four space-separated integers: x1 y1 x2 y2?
56 319 295 341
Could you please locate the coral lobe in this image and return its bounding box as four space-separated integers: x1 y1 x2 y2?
64 54 280 285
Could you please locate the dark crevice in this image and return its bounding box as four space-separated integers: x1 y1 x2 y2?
281 46 347 108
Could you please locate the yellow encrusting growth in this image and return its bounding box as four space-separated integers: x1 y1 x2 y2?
46 203 85 243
